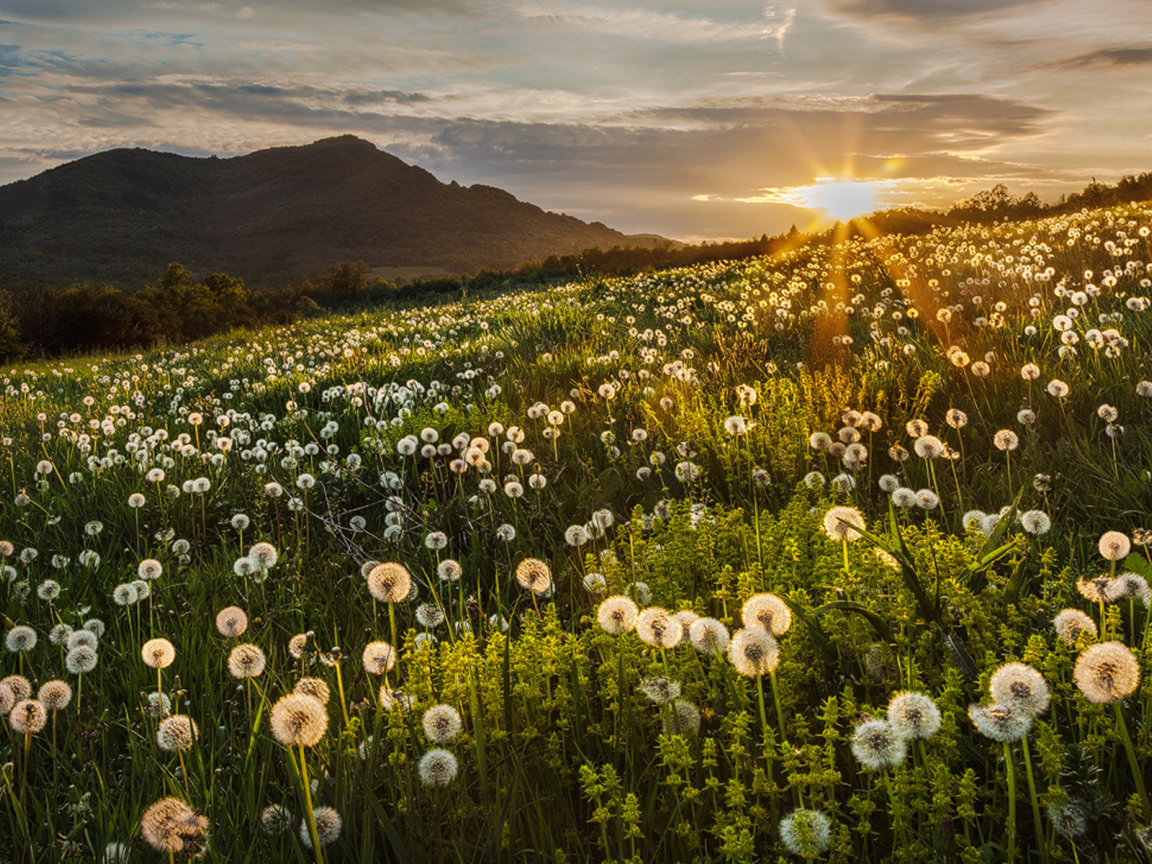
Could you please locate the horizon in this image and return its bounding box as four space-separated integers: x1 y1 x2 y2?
1 0 1149 241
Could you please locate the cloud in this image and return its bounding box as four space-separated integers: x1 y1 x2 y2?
344 89 432 106
1048 46 1152 70
826 0 1043 23
517 3 795 46
0 0 468 24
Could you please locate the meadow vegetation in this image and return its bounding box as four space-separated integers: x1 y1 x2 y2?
3 201 1152 862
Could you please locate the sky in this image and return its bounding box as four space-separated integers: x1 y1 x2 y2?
1 0 1150 241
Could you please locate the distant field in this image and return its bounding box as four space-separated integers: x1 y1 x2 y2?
2 201 1152 863
369 265 461 282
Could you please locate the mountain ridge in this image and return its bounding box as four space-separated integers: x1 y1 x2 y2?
0 135 667 286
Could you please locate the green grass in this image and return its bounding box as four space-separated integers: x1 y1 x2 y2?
3 201 1152 862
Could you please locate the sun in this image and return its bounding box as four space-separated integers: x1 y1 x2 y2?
796 177 880 222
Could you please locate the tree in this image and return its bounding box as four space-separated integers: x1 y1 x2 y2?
319 261 370 296
0 290 24 361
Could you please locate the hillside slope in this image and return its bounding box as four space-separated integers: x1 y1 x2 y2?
0 136 659 286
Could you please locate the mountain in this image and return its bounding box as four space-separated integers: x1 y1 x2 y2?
0 136 664 286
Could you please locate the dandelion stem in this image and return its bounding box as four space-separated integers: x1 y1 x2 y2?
297 744 325 864
1003 739 1017 862
754 674 780 815
1020 736 1050 864
178 749 190 798
334 660 350 727
387 602 398 664
882 769 910 853
1113 701 1150 820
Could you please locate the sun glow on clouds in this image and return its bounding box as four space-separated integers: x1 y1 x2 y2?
737 177 893 222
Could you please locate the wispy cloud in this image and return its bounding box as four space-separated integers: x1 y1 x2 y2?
0 0 1149 239
517 3 794 46
1048 46 1152 70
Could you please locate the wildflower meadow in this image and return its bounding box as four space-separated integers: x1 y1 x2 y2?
4 201 1152 863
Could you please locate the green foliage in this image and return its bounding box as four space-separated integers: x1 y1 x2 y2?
2 199 1152 862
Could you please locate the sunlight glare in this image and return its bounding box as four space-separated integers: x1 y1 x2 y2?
797 177 880 222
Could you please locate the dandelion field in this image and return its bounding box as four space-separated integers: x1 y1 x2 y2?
4 203 1152 863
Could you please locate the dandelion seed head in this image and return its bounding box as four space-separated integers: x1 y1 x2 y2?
141 638 175 669
915 489 939 510
564 524 590 546
635 607 683 649
515 558 552 594
66 629 98 651
671 609 699 641
1105 572 1152 606
583 572 608 595
248 542 278 568
300 806 342 849
228 644 266 678
890 487 915 508
913 435 944 459
638 676 681 705
140 797 209 855
146 691 172 719
1074 641 1140 703
437 559 462 582
367 562 412 603
294 677 331 704
1098 531 1131 561
233 557 257 577
663 699 701 736
968 703 1031 741
1053 608 1096 645
362 642 396 675
215 606 248 638
597 596 639 635
270 693 328 747
5 625 36 653
724 416 750 436
851 719 906 770
628 581 653 606
689 618 730 657
288 633 309 660
741 593 792 637
1048 802 1087 838
157 715 198 752
422 704 463 743
822 506 865 542
1020 510 1051 535
779 808 833 857
419 748 459 786
37 680 72 711
1 675 31 701
260 804 292 836
9 699 47 734
728 628 779 677
66 644 99 675
886 691 941 740
379 688 415 712
993 429 1019 451
1077 576 1111 603
990 662 1050 716
137 559 163 580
